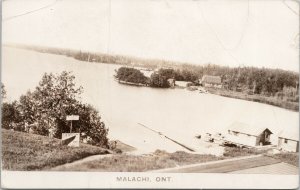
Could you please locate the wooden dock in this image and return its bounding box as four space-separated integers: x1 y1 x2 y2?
137 123 195 152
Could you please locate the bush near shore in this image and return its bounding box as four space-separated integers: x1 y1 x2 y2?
2 129 111 171
115 67 148 85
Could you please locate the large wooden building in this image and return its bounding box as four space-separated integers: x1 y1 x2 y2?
278 131 299 152
226 122 273 147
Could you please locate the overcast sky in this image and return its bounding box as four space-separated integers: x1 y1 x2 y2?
3 0 299 71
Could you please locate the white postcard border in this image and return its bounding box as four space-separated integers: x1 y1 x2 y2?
1 171 298 189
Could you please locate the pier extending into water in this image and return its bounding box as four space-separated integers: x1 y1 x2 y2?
137 123 195 152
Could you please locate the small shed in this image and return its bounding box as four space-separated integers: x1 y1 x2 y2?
201 75 222 88
226 122 273 147
278 131 299 152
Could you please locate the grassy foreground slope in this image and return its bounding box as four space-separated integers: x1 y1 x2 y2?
53 150 222 172
2 129 110 170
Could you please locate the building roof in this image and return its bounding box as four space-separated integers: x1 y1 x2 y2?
201 75 222 84
278 130 299 141
227 122 273 136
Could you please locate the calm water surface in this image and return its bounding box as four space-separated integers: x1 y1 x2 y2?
3 47 299 153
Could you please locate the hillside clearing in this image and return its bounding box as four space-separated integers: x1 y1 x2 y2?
2 129 111 170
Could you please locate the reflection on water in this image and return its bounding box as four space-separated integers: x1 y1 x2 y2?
3 47 299 154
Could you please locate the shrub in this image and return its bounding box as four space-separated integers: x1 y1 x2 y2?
2 102 21 129
115 67 148 84
223 147 266 157
149 73 170 88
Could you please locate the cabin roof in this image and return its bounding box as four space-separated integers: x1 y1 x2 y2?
228 122 273 136
278 130 299 141
201 75 222 84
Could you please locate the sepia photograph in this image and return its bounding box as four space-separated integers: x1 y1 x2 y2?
1 0 299 189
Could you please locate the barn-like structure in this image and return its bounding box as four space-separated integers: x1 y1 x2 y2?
225 122 273 147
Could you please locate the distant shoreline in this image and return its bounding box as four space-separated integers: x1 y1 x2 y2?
4 44 299 112
4 43 299 73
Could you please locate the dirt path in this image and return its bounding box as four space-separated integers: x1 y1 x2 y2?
51 153 114 171
148 154 283 173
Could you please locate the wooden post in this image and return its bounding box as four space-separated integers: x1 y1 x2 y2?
66 115 79 133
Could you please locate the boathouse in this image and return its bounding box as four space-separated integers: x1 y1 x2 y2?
201 75 222 88
278 131 299 152
226 122 273 147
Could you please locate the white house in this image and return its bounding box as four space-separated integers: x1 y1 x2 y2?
225 122 273 147
278 131 299 152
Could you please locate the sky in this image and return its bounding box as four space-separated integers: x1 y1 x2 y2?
2 0 299 71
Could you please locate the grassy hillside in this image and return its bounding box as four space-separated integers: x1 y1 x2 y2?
2 129 111 170
52 150 222 172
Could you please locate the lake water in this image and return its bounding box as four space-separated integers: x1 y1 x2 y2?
3 47 299 154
